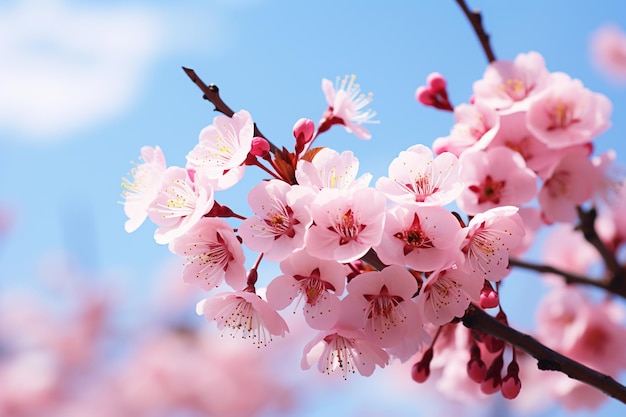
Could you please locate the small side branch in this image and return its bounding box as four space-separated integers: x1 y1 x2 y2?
455 0 497 63
509 258 626 299
462 304 626 404
182 67 235 117
576 207 624 278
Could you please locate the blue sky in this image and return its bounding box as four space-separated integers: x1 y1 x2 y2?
2 0 626 416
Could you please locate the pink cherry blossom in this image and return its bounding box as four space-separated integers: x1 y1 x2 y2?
473 51 550 112
266 250 349 330
186 109 255 190
374 205 462 272
341 265 423 347
301 326 389 379
457 146 537 215
169 217 246 292
197 290 289 346
458 206 525 282
415 72 453 111
591 150 623 206
535 286 626 409
541 223 600 280
375 144 463 206
147 167 215 245
121 145 167 233
319 75 379 140
295 147 372 191
432 102 497 156
238 180 314 262
473 110 560 178
510 206 543 257
306 187 386 263
526 72 612 149
538 147 599 223
590 24 626 83
416 267 482 326
597 178 626 247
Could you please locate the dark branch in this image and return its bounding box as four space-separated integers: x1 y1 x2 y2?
509 258 626 299
462 304 626 403
182 67 235 117
455 0 497 63
576 207 624 280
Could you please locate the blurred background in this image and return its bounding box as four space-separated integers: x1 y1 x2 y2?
1 0 626 416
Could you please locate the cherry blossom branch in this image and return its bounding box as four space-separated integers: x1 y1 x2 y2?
455 0 497 63
361 249 626 402
462 304 626 404
181 67 279 154
576 207 626 288
509 258 626 299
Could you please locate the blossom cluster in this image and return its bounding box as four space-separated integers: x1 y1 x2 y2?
122 50 626 407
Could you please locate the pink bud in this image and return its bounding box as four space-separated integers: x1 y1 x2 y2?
426 72 447 91
482 354 504 394
411 348 433 383
501 357 521 399
293 118 315 156
480 281 499 309
480 375 501 395
415 86 435 105
501 375 522 399
467 358 487 383
251 136 270 158
411 360 430 383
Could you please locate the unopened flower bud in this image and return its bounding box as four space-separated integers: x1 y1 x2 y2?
251 136 271 158
293 118 315 156
501 358 521 399
467 357 487 383
501 374 522 399
481 374 501 395
426 72 447 91
415 85 435 105
481 354 504 394
480 281 499 309
411 348 434 383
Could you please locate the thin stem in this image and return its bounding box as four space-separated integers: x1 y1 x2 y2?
251 159 281 180
462 304 626 404
455 0 497 63
508 258 626 299
181 67 280 154
576 207 624 277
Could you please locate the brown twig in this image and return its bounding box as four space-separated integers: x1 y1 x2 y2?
455 0 497 63
462 304 626 403
509 258 626 299
576 207 624 276
181 67 279 154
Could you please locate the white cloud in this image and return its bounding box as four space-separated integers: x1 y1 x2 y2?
0 0 164 141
